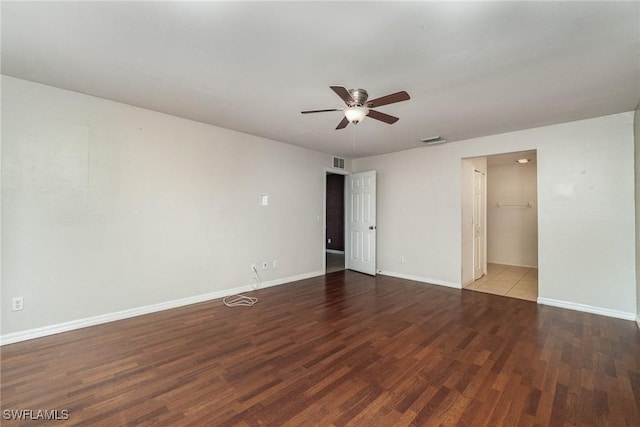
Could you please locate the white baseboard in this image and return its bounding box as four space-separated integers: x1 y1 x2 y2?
0 270 324 346
378 271 461 289
537 297 636 321
636 314 640 330
326 249 345 254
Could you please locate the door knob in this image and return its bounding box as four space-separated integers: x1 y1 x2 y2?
369 225 376 230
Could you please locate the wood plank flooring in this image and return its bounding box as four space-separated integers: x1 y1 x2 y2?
2 271 640 426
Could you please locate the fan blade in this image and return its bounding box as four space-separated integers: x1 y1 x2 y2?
366 91 410 108
367 109 399 124
301 108 340 114
335 117 349 130
330 86 355 106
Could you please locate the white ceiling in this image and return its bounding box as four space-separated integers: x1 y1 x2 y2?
2 2 638 159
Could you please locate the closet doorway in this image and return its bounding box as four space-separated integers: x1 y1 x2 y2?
462 150 538 301
325 172 345 273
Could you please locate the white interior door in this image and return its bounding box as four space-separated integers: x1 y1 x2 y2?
346 170 376 275
473 170 486 279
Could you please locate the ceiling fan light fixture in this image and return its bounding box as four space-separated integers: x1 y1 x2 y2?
344 106 369 124
302 86 408 129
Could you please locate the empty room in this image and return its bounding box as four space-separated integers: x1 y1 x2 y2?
2 2 640 426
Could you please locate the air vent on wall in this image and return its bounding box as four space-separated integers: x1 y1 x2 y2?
333 156 345 169
420 136 447 145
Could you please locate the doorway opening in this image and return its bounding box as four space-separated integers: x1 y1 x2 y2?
461 150 539 301
326 172 345 273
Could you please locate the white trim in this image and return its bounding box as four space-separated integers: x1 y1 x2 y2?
0 271 324 346
537 297 636 321
324 166 350 176
636 314 640 330
378 271 462 289
326 249 345 254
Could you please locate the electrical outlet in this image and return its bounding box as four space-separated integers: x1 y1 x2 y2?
328 238 332 244
12 297 23 311
262 261 268 270
273 260 278 269
251 263 257 272
400 256 405 264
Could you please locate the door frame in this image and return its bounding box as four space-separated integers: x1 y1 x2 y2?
322 167 350 274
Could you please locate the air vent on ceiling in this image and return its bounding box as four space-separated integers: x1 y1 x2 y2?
333 156 345 169
420 136 447 145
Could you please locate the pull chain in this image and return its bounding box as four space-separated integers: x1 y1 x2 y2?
352 125 356 153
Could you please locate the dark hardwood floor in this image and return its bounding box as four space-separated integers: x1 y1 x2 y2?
2 271 640 426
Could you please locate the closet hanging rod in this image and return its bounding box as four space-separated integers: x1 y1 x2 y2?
497 202 533 207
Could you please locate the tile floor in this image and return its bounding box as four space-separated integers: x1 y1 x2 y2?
326 252 345 273
464 263 538 302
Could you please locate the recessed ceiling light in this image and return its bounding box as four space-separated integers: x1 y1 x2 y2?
516 158 530 164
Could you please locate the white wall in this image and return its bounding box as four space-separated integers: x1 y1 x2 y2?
353 112 636 317
634 104 640 326
487 162 538 267
2 76 336 335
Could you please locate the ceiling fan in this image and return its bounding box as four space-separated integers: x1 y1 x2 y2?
301 86 410 130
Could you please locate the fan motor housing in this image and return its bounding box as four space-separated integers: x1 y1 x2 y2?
348 88 368 106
